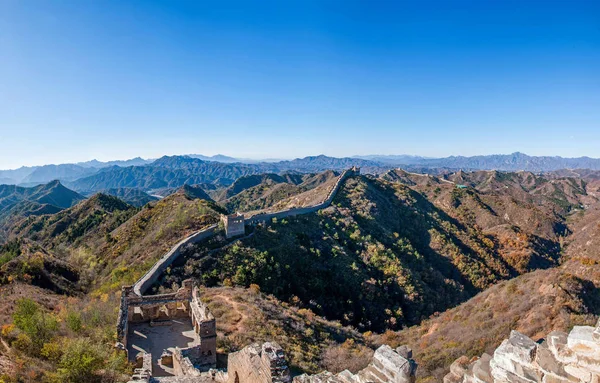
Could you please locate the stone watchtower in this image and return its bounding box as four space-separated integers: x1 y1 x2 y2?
222 213 245 238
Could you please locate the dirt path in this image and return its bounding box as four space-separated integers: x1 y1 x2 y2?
1 338 10 353
219 294 249 334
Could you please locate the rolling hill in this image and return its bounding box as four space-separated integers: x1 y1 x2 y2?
157 172 581 332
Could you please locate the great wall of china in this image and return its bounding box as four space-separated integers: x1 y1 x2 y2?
117 167 600 383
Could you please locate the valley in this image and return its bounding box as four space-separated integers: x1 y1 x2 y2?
0 161 599 382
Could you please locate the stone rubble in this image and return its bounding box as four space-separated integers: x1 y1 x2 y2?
444 319 600 383
294 345 417 383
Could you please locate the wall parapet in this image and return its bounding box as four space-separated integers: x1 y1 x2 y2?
133 225 218 296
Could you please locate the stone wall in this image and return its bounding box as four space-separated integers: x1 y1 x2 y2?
117 280 217 365
133 225 219 296
128 352 152 383
190 286 217 368
245 167 359 225
226 342 292 383
222 213 245 238
129 166 358 300
117 280 195 345
120 167 362 382
444 319 600 383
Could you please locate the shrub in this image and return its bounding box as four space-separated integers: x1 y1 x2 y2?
66 311 83 333
56 338 105 382
13 333 34 354
249 283 261 294
41 340 63 362
12 299 58 354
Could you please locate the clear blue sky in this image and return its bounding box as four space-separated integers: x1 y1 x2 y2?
0 0 598 169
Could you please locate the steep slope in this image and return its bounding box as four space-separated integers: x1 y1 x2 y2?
159 175 566 333
10 189 226 292
0 181 86 240
98 187 159 207
367 199 600 382
0 181 85 212
179 184 214 201
217 170 339 214
215 173 305 201
0 188 227 380
199 286 371 374
0 240 81 295
217 172 335 213
11 193 136 249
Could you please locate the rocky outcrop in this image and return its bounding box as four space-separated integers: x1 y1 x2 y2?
444 319 600 382
294 345 417 383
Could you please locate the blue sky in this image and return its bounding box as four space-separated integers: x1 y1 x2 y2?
0 0 598 169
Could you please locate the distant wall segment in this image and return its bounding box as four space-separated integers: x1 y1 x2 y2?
133 224 218 296
245 166 359 225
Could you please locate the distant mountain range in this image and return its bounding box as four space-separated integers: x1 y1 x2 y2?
0 181 85 233
385 152 600 172
3 152 600 193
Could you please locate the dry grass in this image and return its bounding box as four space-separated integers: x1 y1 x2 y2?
200 286 371 374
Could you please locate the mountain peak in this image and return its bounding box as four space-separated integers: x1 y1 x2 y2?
178 184 213 201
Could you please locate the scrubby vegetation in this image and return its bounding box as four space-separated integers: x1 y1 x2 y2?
200 286 372 374
0 297 129 382
1 169 599 381
160 176 566 331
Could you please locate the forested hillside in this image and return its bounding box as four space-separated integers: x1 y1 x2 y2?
1 168 599 381
157 173 581 332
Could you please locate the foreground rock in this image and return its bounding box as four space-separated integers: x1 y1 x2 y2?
294 344 417 383
444 319 600 382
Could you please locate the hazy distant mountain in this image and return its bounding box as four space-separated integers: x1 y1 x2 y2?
0 157 152 186
71 157 261 192
77 157 152 168
70 155 378 193
356 152 600 172
353 154 432 165
20 164 99 185
419 152 600 172
186 154 242 163
274 155 382 172
0 166 38 184
6 152 600 193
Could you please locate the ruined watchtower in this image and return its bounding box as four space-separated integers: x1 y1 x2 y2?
222 213 245 238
